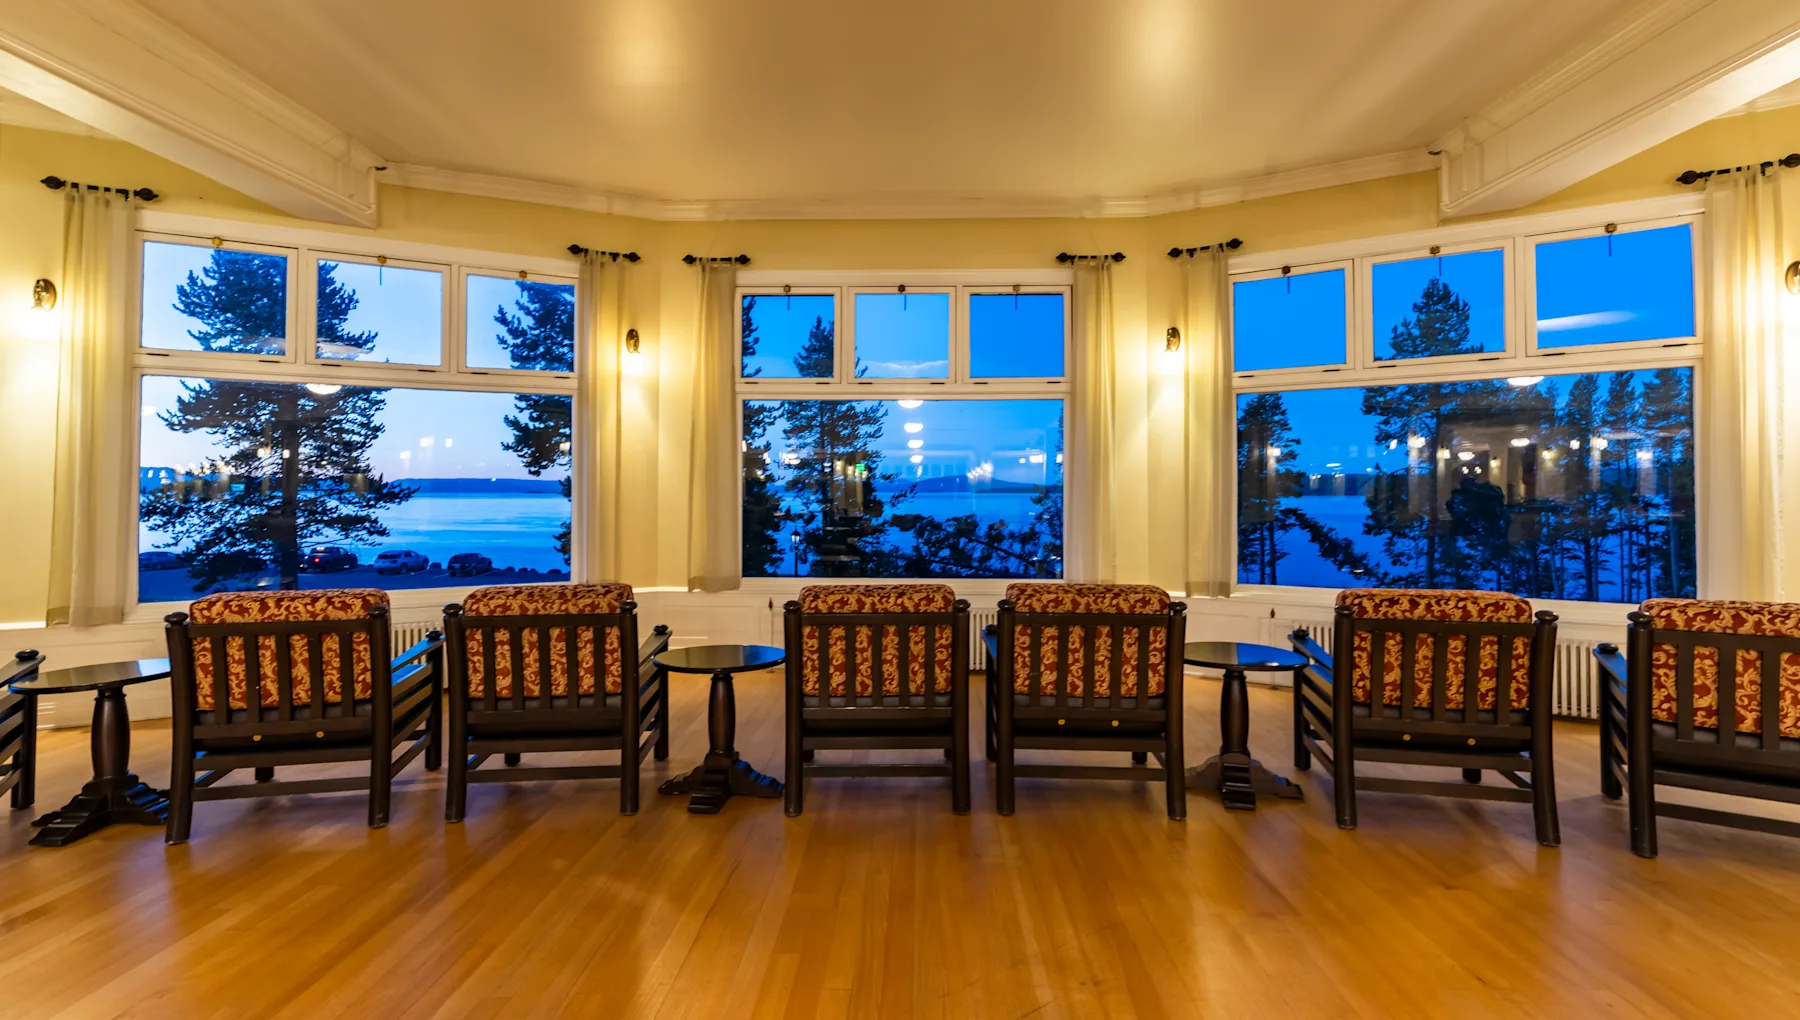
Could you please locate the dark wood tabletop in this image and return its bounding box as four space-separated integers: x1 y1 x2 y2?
10 659 172 695
1181 642 1306 672
653 644 785 675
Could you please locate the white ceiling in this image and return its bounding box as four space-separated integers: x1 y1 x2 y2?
126 0 1649 207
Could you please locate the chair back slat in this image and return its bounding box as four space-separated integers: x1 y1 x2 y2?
1717 641 1740 745
1428 631 1448 722
1762 654 1780 751
1640 599 1800 745
562 626 581 706
1675 640 1695 742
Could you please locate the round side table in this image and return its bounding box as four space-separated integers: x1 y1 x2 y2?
10 659 172 846
1182 642 1307 811
654 645 785 814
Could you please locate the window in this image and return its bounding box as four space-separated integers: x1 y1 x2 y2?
1532 223 1695 349
1231 266 1348 373
739 279 1069 580
133 229 577 605
1232 213 1701 603
968 292 1065 378
1370 248 1505 361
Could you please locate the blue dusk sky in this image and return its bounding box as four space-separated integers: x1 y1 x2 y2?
741 292 1065 379
754 398 1064 489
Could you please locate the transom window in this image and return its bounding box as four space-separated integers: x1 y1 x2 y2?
738 278 1070 580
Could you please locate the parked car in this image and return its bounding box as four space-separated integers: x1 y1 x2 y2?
446 553 492 577
139 551 182 571
373 549 429 575
302 545 358 572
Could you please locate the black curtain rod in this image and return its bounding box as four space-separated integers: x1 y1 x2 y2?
683 254 751 265
41 176 158 202
1168 238 1243 258
1055 252 1126 264
566 244 640 262
1676 153 1800 185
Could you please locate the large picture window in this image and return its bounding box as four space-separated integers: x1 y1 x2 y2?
132 228 578 605
738 278 1068 580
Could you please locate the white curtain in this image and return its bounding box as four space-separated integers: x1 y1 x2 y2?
687 262 740 591
1180 247 1234 598
1066 260 1117 582
574 252 628 583
46 189 134 626
1701 167 1799 600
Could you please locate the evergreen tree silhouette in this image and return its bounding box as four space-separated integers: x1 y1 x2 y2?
494 281 575 565
141 253 412 591
739 297 787 576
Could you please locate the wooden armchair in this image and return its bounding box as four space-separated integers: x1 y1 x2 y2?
782 584 970 816
163 590 443 844
985 583 1186 819
1596 599 1800 857
1 649 44 811
442 583 672 818
1288 589 1560 846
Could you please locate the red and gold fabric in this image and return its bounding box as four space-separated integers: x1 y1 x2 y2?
1005 583 1171 698
1337 589 1533 711
1643 598 1800 738
188 589 387 711
461 583 631 698
799 584 956 697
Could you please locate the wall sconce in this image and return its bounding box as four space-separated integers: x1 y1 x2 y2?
624 328 641 355
1164 327 1182 353
1786 260 1800 296
31 278 57 312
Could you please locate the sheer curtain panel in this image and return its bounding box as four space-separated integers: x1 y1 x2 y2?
1067 260 1118 582
1701 167 1798 600
687 262 740 591
46 188 134 626
575 252 628 583
1181 247 1234 598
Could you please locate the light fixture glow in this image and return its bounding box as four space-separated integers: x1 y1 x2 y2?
1164 326 1182 353
31 278 56 312
1569 439 1580 449
419 436 435 448
1267 446 1282 458
910 454 923 464
1787 260 1800 295
1509 437 1531 448
907 439 923 449
1407 436 1427 449
1636 449 1653 461
305 383 342 396
1506 376 1544 387
1592 437 1609 450
903 422 923 433
1456 451 1475 461
623 327 641 355
897 399 924 409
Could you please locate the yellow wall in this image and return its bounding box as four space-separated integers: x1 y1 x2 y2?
1 102 1794 623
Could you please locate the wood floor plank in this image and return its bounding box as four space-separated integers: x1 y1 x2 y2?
7 673 1800 1019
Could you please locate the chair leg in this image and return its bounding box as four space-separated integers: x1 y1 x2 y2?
1164 733 1186 822
14 697 36 809
952 730 971 817
504 752 522 766
166 753 194 845
425 685 444 772
1628 742 1657 859
254 766 275 783
996 710 1016 817
1533 767 1561 848
1293 679 1311 770
654 691 670 761
785 726 804 819
1131 751 1148 765
1599 700 1622 800
620 736 640 816
368 743 392 829
445 710 467 823
1462 768 1481 784
1334 734 1357 830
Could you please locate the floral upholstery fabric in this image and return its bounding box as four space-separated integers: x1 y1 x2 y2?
1643 598 1800 738
1005 583 1171 698
1337 589 1533 711
461 583 631 698
188 590 386 712
799 584 956 697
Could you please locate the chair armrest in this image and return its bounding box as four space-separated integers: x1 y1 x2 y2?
392 632 444 671
638 627 672 670
1289 630 1332 672
391 661 433 697
1592 643 1628 687
0 650 43 688
981 626 999 665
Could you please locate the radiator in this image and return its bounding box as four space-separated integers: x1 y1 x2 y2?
391 617 440 653
1285 618 1600 721
969 607 999 669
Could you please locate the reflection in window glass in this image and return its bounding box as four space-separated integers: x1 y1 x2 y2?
742 398 1063 578
1535 224 1694 348
138 375 572 602
742 294 835 378
853 293 950 378
1371 249 1505 361
969 294 1065 377
1235 369 1695 602
466 275 575 372
315 259 442 365
1232 269 1347 371
141 241 287 355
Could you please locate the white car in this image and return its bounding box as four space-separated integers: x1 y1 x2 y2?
373 549 429 575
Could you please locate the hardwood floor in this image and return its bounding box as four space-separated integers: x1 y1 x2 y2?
6 674 1800 1019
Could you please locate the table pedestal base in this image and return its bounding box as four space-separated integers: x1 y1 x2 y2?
1184 665 1304 811
658 667 783 814
31 776 168 846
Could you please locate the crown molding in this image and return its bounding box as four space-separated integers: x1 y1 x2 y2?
0 0 379 226
385 149 1435 223
1433 0 1800 217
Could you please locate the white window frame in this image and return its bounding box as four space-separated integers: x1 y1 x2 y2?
963 286 1072 387
127 211 581 621
1225 193 1708 609
304 249 451 374
1228 260 1355 382
1521 214 1701 359
733 269 1073 593
457 266 580 383
843 286 959 388
1361 238 1515 371
737 286 841 386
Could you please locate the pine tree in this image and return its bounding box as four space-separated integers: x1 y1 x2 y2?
494 281 576 564
1235 392 1375 584
739 297 787 576
141 253 412 591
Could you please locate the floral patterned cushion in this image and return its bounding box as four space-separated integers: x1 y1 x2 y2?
799 584 957 697
1643 598 1800 738
1005 583 1171 698
460 583 631 698
1337 589 1533 711
188 589 387 712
